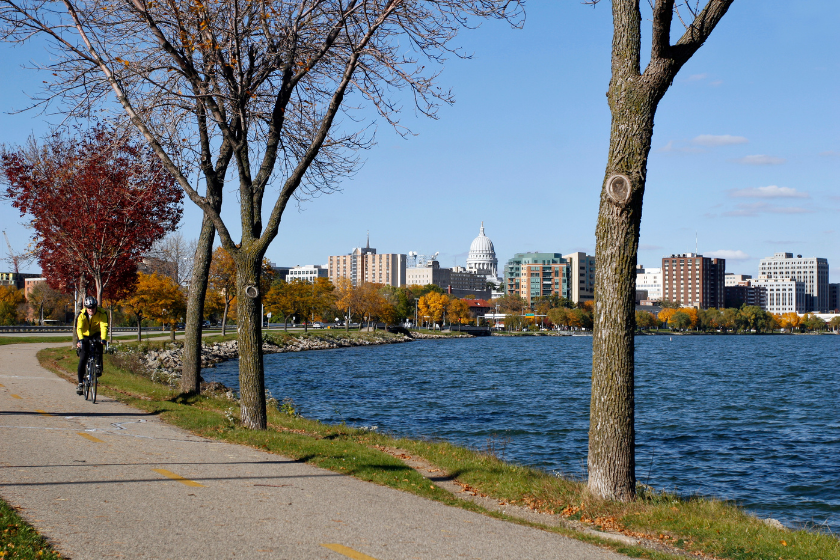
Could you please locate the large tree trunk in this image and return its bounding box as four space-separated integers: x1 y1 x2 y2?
588 2 659 503
588 0 734 502
235 254 266 429
180 212 216 394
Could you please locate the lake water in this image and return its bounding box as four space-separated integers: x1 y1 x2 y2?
203 334 840 531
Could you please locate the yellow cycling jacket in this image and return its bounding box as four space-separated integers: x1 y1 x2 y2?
77 308 109 340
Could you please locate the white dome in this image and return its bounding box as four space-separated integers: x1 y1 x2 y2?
470 228 495 254
467 222 498 279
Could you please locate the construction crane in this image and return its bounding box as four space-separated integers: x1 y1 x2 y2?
2 230 20 274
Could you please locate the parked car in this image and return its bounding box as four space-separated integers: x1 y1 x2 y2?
311 322 325 329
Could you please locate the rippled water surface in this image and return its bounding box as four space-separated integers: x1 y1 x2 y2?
204 334 840 530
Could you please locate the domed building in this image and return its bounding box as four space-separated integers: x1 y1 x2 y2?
466 222 499 282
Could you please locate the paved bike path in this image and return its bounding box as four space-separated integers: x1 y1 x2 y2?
0 343 630 560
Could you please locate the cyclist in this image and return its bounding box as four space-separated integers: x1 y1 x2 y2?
76 296 108 395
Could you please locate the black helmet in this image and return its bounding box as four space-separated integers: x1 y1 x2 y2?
84 296 97 309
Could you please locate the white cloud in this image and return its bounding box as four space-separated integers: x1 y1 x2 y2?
723 202 813 217
658 140 675 152
687 73 708 81
732 154 786 165
710 80 723 87
819 150 840 157
729 185 809 199
705 249 750 261
691 134 748 146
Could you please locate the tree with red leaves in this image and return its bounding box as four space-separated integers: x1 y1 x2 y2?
1 126 183 309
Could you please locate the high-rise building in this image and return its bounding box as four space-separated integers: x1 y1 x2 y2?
829 283 839 312
661 253 726 309
563 252 596 304
758 252 829 312
327 237 406 287
504 253 570 303
635 265 662 302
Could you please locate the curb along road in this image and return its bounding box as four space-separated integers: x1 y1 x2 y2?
0 343 631 560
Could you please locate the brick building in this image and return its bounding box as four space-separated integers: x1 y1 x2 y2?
661 253 725 309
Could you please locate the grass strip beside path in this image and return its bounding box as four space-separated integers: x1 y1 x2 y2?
0 497 64 559
33 343 839 560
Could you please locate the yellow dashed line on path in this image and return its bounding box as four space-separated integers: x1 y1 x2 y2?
0 383 4 387
36 410 51 416
152 468 204 487
78 432 104 443
321 543 380 560
11 394 22 399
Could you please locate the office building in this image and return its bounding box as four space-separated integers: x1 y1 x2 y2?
661 253 725 309
286 265 328 283
504 253 570 303
830 283 839 313
751 277 807 314
725 273 752 287
327 237 406 287
635 265 662 301
406 260 489 299
758 252 830 312
564 252 597 304
725 282 759 308
0 272 41 290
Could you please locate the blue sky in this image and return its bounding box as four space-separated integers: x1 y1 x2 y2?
1 2 838 282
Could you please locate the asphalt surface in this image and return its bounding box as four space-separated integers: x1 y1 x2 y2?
0 343 632 560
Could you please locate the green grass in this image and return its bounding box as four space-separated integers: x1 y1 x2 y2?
0 332 183 346
33 342 840 560
0 497 64 559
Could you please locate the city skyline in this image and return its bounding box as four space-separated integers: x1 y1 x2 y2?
1 2 837 282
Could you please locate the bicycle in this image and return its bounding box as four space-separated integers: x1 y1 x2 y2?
82 339 105 403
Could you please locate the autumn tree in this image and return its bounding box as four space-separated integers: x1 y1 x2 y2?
123 272 186 341
447 298 470 326
778 312 802 333
208 247 237 336
27 282 72 325
418 292 448 328
0 285 26 325
1 127 182 311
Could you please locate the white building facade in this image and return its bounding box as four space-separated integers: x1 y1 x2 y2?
563 252 597 304
751 277 807 314
725 273 753 287
466 222 500 284
758 252 829 312
286 265 328 283
635 265 662 301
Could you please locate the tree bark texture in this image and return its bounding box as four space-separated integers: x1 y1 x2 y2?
589 0 734 502
180 206 219 394
235 253 266 429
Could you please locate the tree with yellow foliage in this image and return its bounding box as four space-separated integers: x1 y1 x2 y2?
208 247 237 335
334 278 356 332
124 272 186 341
0 285 26 326
418 292 448 328
447 297 470 326
777 312 802 333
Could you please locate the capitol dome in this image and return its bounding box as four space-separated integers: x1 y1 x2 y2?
467 222 498 279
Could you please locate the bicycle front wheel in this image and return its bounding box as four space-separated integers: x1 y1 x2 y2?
84 359 93 400
91 368 98 404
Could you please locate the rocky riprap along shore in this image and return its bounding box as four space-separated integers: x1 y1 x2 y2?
135 333 420 387
409 332 471 339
